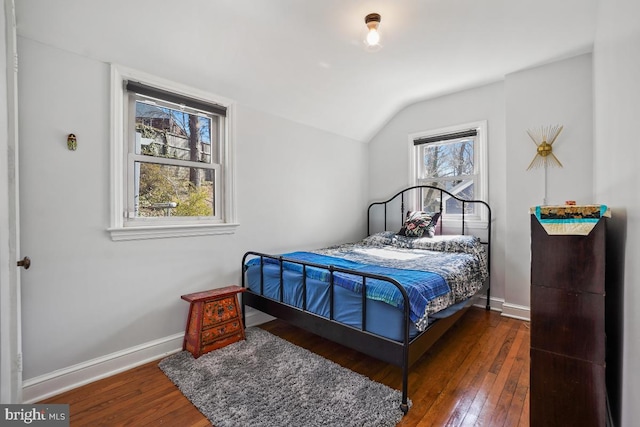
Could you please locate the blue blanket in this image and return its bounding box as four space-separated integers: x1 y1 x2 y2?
246 251 449 325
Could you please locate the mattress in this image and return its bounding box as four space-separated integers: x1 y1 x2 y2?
244 232 488 342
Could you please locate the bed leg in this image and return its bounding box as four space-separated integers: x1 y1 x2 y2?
401 357 409 414
485 285 491 310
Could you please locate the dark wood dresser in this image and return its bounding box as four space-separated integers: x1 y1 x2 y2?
530 213 608 427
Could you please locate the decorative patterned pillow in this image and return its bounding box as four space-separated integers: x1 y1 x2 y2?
397 211 433 237
427 212 441 237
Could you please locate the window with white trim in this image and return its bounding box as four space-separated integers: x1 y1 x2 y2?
408 121 488 224
109 66 237 240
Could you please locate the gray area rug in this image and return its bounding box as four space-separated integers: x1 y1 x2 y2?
159 327 408 427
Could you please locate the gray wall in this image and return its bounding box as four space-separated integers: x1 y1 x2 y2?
368 81 507 313
504 53 594 313
17 37 368 381
368 53 594 319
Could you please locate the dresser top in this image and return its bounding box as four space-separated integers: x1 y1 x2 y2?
181 285 245 303
530 205 610 236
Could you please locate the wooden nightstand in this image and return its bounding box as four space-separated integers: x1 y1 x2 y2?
181 285 246 358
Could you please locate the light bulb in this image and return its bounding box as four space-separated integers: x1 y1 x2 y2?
366 28 380 46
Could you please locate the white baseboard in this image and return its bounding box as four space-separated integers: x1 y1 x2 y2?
501 302 531 321
244 308 274 327
474 296 530 321
22 332 184 404
22 310 271 404
21 301 526 404
473 294 504 312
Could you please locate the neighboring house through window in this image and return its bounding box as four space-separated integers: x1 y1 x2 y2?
109 65 237 240
408 121 488 227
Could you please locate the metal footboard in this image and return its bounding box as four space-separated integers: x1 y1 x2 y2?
241 251 413 413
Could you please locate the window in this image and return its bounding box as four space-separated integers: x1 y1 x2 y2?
109 65 237 240
408 121 488 225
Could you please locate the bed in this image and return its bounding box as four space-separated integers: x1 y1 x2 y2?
241 185 492 413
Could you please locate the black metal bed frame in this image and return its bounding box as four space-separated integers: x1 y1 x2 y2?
241 185 492 414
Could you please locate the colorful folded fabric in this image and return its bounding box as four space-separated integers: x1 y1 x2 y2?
530 205 611 235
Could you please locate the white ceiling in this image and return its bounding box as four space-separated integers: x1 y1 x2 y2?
15 0 598 142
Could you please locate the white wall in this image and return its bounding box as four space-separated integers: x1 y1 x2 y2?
504 53 594 315
16 37 368 393
368 82 507 311
593 0 640 425
369 82 506 309
368 53 594 319
368 82 506 201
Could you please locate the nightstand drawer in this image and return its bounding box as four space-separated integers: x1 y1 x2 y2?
202 296 238 327
201 319 243 345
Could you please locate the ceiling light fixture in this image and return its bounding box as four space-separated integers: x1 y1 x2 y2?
364 13 381 51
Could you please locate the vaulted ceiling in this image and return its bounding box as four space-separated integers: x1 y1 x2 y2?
15 0 598 142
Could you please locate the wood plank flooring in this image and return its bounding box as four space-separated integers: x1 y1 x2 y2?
39 307 529 426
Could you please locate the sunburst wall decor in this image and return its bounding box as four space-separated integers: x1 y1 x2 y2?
526 124 563 171
526 124 564 206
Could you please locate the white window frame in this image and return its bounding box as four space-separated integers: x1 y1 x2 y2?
408 120 489 229
109 64 238 241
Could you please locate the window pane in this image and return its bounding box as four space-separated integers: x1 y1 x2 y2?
445 182 475 214
418 186 445 213
134 100 215 164
419 179 475 214
421 138 474 179
134 162 215 217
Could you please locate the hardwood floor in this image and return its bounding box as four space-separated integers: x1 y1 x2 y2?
39 308 529 426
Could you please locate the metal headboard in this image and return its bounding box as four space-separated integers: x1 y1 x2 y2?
367 185 491 237
367 185 492 309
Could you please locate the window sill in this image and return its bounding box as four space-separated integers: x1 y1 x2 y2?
438 218 490 237
441 218 489 230
108 222 240 241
